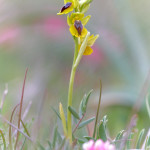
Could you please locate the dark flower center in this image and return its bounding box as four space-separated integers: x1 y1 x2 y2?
74 20 83 35
61 2 72 13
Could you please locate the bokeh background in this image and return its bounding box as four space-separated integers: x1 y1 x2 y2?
0 0 150 143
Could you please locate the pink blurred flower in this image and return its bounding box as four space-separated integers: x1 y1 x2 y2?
0 27 19 44
40 16 67 38
83 139 115 150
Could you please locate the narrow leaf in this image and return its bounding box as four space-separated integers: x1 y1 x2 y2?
21 120 30 137
115 130 125 149
126 132 134 149
79 89 93 117
9 103 20 150
58 138 66 150
51 106 61 120
83 136 95 141
78 117 95 129
97 122 107 141
38 143 45 150
97 116 108 142
136 129 145 149
47 141 52 149
93 80 102 138
77 138 86 144
59 103 67 136
15 68 28 149
145 136 150 148
68 106 80 120
0 129 6 150
52 126 58 148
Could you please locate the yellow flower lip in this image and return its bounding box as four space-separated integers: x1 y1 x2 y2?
74 20 83 35
60 2 72 13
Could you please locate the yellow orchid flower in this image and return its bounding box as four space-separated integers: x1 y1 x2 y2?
79 34 99 55
57 1 74 15
67 13 91 37
57 0 79 15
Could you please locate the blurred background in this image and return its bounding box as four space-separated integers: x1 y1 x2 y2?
0 0 150 143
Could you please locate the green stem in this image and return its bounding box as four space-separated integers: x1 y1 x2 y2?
67 36 78 144
67 32 90 144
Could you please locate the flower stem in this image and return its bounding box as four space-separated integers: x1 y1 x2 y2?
67 36 78 144
67 32 90 144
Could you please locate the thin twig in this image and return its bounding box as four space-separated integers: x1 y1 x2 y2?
73 113 85 134
13 101 32 137
15 68 28 150
93 80 102 138
9 103 20 150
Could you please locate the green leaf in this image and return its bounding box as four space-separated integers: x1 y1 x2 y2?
136 129 145 149
145 136 150 148
68 106 80 120
96 116 108 141
79 90 93 117
58 138 66 150
59 103 67 136
126 132 134 149
47 141 52 150
52 126 58 148
83 136 95 141
38 142 45 150
115 130 125 149
51 106 61 120
78 117 95 129
0 129 6 150
93 80 102 138
77 138 86 144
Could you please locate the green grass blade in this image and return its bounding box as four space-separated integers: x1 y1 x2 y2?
93 80 102 138
52 126 58 148
136 129 145 149
126 132 134 149
21 119 30 137
15 68 28 149
51 106 61 120
0 129 6 150
115 130 125 149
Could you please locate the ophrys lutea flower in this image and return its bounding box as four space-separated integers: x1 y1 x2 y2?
67 13 91 37
79 34 99 55
57 0 79 15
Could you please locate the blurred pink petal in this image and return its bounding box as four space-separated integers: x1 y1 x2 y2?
0 27 19 44
83 139 115 150
40 16 67 38
83 140 95 150
94 139 105 150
